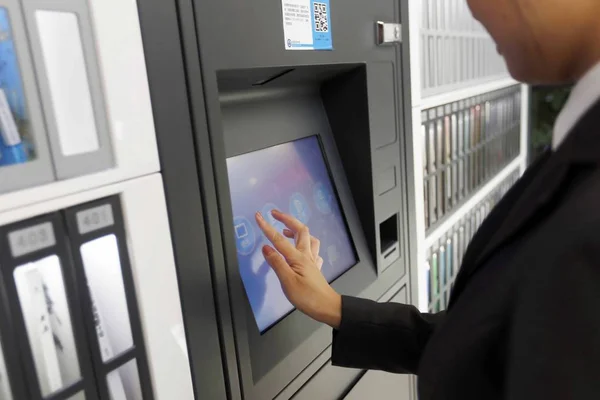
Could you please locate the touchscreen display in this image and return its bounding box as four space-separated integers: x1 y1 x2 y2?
226 136 357 333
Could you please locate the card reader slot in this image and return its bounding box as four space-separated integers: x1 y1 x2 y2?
379 214 399 272
379 214 398 255
252 68 295 86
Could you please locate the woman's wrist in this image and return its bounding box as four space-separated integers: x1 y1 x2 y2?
320 291 342 329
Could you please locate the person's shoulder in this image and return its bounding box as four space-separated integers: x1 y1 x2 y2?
559 165 600 223
511 166 600 287
539 164 600 249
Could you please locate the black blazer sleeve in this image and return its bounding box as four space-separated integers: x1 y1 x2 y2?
506 231 600 399
331 295 445 374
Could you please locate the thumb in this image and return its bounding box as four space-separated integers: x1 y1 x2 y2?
262 245 293 283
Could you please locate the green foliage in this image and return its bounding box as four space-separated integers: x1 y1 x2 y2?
529 86 572 160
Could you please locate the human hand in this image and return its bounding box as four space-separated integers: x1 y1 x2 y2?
255 210 342 329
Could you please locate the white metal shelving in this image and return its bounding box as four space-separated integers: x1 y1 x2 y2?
406 0 530 312
424 157 521 249
417 77 519 110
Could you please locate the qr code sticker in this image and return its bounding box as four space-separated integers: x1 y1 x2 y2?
314 2 329 33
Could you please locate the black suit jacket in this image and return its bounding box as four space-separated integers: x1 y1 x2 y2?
332 100 600 399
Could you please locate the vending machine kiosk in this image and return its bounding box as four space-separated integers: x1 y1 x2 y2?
169 0 414 398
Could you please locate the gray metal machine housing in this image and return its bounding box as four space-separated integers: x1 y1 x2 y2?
140 0 415 398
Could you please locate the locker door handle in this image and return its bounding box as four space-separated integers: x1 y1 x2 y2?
376 22 402 45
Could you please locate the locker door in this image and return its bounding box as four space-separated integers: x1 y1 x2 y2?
22 0 113 179
0 0 55 193
0 213 98 400
64 197 153 400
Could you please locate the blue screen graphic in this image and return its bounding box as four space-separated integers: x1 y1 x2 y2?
0 8 28 165
226 136 357 332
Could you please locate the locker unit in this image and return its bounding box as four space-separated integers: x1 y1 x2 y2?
0 177 194 399
167 0 413 399
0 0 228 398
0 0 159 211
425 170 520 312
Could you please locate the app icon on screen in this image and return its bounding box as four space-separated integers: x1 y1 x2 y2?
260 203 285 234
233 216 256 256
289 192 311 224
327 244 339 266
313 182 332 214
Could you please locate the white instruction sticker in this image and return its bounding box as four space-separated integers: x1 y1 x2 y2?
0 89 21 146
281 0 332 50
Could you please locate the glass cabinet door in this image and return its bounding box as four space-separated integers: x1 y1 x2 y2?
0 213 99 400
0 0 54 194
65 197 153 400
22 0 114 179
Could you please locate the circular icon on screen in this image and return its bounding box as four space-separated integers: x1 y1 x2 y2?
313 182 332 214
233 216 256 256
261 203 286 233
289 193 311 224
